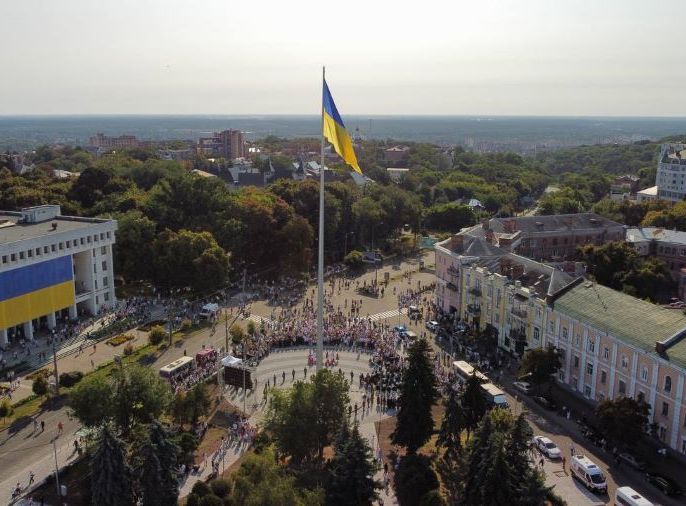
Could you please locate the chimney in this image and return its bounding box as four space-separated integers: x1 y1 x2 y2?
503 219 517 234
450 234 464 251
51 222 58 230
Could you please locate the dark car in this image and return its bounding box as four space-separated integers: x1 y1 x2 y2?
646 472 683 496
532 396 557 410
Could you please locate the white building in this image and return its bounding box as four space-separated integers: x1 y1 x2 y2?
0 205 117 345
657 143 686 202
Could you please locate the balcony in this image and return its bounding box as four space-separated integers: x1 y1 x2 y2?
447 266 459 277
446 282 458 292
467 304 481 315
511 307 528 319
469 286 482 296
510 328 526 342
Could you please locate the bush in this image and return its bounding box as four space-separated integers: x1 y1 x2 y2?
394 454 439 506
209 478 232 498
198 494 223 506
191 480 211 498
123 343 134 356
0 399 12 419
32 376 49 396
344 250 365 270
59 371 84 388
419 489 446 506
186 494 200 506
149 325 167 345
181 318 193 331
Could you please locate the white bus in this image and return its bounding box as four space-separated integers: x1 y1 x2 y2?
615 487 653 506
159 356 195 379
453 360 489 384
481 383 509 409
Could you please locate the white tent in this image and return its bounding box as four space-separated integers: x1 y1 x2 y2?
221 355 243 367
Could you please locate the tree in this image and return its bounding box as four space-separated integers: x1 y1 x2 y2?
32 376 49 397
71 365 172 430
326 422 381 505
135 437 164 506
424 203 476 232
436 386 464 503
394 454 439 506
266 369 349 463
596 396 651 447
90 424 134 506
146 421 180 505
459 373 488 439
344 250 365 270
230 323 246 345
69 375 114 427
148 325 166 345
392 338 438 453
518 348 562 393
229 447 324 505
187 383 212 424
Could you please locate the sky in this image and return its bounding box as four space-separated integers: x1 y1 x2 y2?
1 0 685 116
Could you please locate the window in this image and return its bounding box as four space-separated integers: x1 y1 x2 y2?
662 402 669 417
95 295 99 304
27 249 33 258
87 236 92 243
586 363 593 375
621 355 628 369
10 253 16 261
100 233 104 240
584 385 591 397
103 276 108 287
641 367 648 381
43 246 48 254
637 391 645 402
618 380 626 395
101 246 107 255
104 292 110 302
549 320 555 333
102 260 107 271
562 327 568 340
681 439 686 454
19 251 24 259
573 356 579 368
665 376 672 393
94 280 98 290
533 327 540 342
573 334 580 346
51 244 56 252
1 256 5 264
600 370 607 384
106 232 111 239
603 347 610 360
588 339 595 353
93 264 97 273
80 238 84 245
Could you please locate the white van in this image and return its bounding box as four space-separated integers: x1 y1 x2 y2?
615 486 653 506
570 455 607 494
199 303 219 320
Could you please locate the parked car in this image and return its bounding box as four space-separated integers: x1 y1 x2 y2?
532 395 557 410
618 452 646 471
533 436 561 459
426 320 439 332
645 472 683 496
393 325 407 334
513 381 533 394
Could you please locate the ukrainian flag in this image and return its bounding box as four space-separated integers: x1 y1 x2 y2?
322 80 362 174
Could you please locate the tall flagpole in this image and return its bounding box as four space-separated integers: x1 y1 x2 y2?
316 66 326 372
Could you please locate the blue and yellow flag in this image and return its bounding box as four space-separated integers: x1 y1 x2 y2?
322 80 362 174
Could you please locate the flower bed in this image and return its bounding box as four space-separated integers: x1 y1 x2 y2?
26 368 52 381
106 334 135 347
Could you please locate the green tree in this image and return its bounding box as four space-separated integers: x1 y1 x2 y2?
113 210 157 281
392 338 438 453
111 365 173 431
187 383 212 424
326 422 381 505
69 375 114 427
344 250 365 269
424 202 476 232
459 373 488 439
229 447 324 505
90 424 134 506
518 348 562 393
596 396 651 447
135 437 164 506
436 386 464 504
147 420 180 505
394 454 439 506
230 324 246 345
32 376 49 397
266 369 349 463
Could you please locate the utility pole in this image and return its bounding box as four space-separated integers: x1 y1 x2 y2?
52 439 60 497
51 338 59 398
224 308 229 354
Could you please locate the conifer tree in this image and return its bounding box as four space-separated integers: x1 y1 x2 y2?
391 338 438 452
148 420 180 505
459 373 487 439
90 424 134 506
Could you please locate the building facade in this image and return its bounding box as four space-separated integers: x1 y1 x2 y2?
435 227 686 454
88 133 140 150
626 227 686 280
198 129 245 160
0 205 117 345
486 213 625 261
656 143 686 202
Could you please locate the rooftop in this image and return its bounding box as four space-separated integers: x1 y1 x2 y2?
626 227 686 246
488 213 623 235
0 210 112 246
637 185 658 196
553 282 686 369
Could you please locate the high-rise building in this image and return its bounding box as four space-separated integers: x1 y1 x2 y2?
88 133 140 150
0 205 117 345
197 129 245 160
657 143 686 202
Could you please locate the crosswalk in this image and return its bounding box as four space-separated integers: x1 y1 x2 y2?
244 314 272 325
369 308 406 322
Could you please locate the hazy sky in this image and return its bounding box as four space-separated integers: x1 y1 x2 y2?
2 0 685 116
